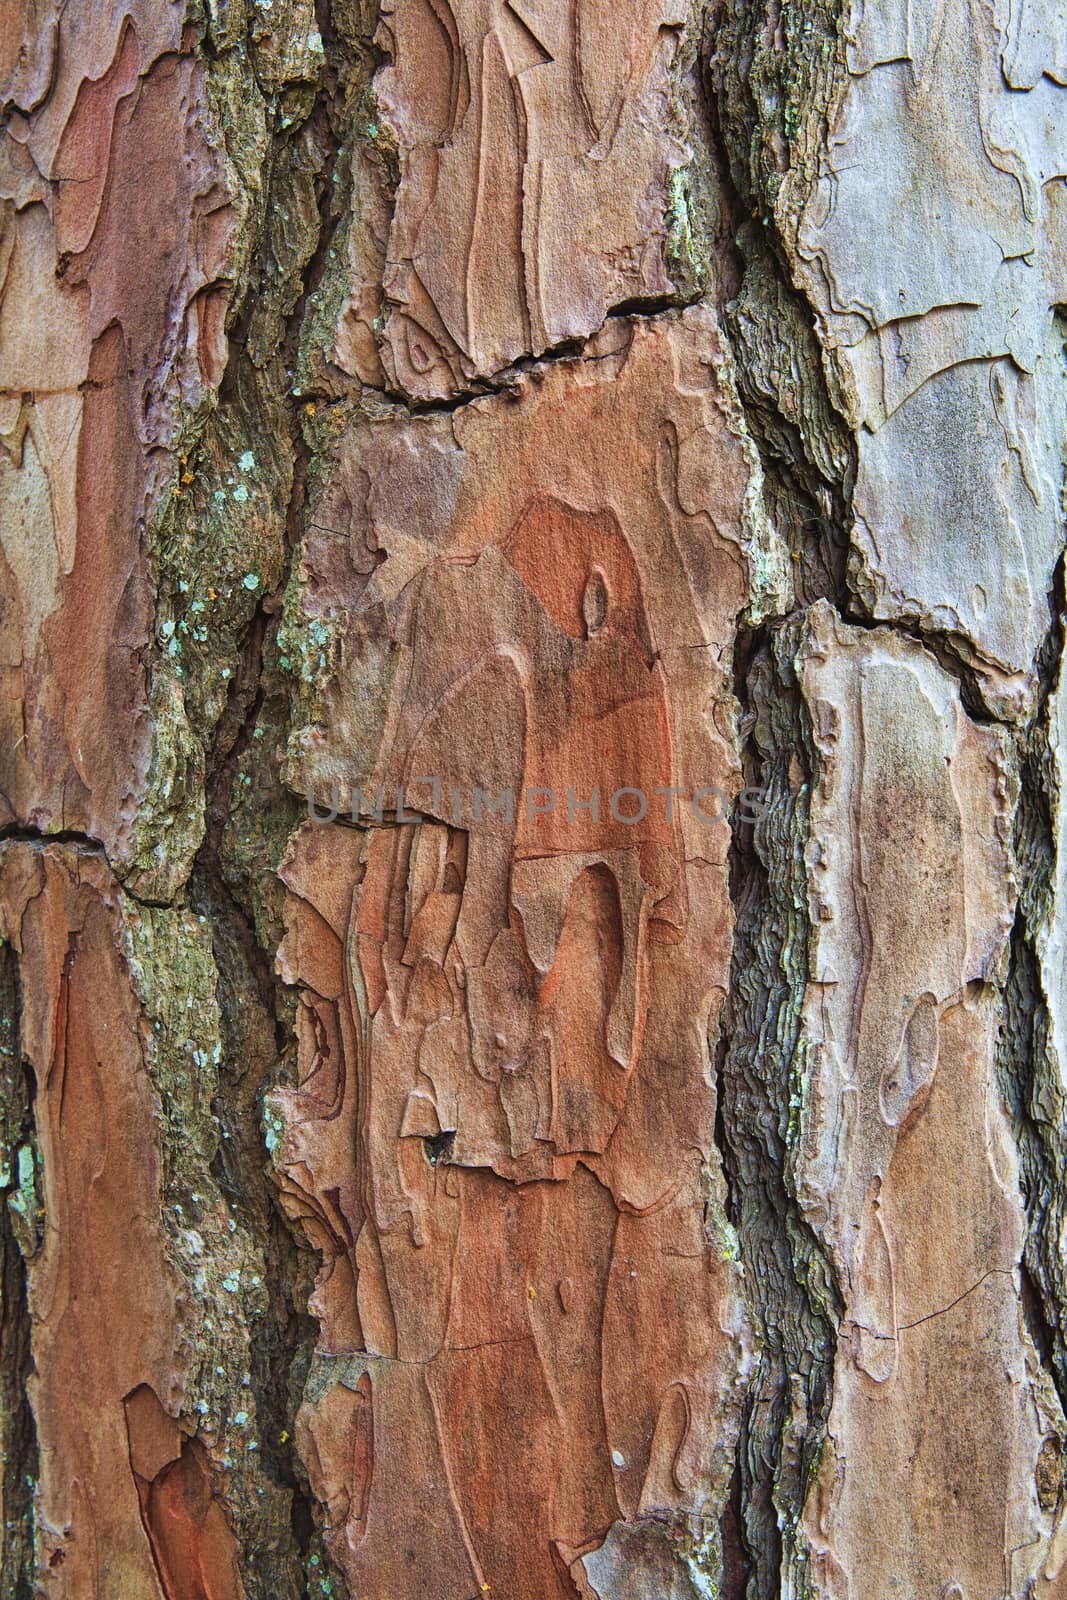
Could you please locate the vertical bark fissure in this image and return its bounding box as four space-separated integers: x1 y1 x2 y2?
717 630 841 1599
702 9 852 1590
707 6 1067 1592
996 550 1067 1415
0 943 37 1600
179 14 378 1585
4 0 1066 1593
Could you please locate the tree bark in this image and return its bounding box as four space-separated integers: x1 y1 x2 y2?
1 2 1065 1597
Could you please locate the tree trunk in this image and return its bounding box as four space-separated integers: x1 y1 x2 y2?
1 2 1065 1597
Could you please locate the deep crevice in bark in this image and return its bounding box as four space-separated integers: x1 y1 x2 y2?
702 15 853 1588
705 0 854 618
996 553 1067 1415
4 0 1064 1592
716 625 841 1600
169 13 369 1586
320 291 703 419
0 944 38 1600
719 1449 754 1600
0 825 108 856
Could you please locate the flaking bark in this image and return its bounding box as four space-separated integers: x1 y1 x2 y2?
1 2 1065 1597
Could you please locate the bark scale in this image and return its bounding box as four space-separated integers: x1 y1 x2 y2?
0 2 1065 1598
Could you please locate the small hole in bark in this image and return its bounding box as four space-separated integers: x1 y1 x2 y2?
424 1131 455 1167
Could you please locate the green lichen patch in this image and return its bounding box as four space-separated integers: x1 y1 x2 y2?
202 23 272 309
665 165 706 299
124 902 298 1596
128 368 292 901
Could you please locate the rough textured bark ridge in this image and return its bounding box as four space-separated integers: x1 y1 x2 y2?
1 0 1066 1597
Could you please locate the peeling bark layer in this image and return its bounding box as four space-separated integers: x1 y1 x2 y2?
792 607 1064 1599
374 0 694 395
275 308 756 1595
1 6 239 872
1 0 1066 1597
0 845 243 1597
792 2 1067 718
711 0 1067 1592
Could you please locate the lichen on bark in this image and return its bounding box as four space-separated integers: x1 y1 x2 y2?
2 0 1067 1596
